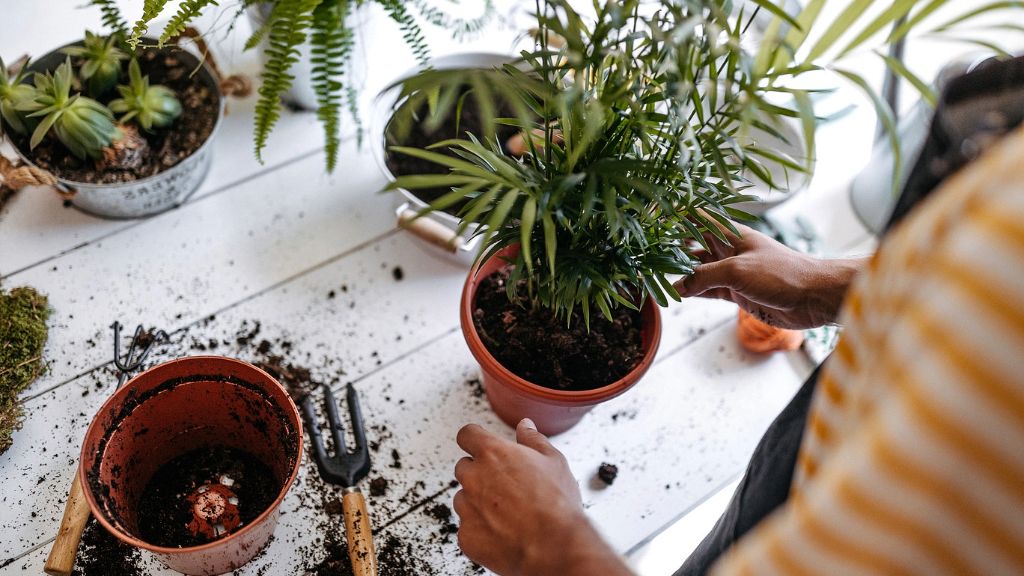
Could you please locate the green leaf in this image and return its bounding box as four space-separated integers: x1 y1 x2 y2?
878 52 937 107
520 197 537 274
838 0 917 58
834 67 901 191
805 0 876 61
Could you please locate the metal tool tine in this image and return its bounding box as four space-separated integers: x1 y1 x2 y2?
301 393 331 472
346 383 368 456
111 321 169 388
322 385 347 455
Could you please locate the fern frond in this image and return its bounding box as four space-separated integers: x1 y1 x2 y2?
253 0 320 163
346 84 362 147
375 0 431 64
244 20 273 51
310 0 353 172
129 0 171 49
158 0 220 47
411 0 496 41
89 0 129 38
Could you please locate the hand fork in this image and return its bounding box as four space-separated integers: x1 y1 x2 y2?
302 384 377 576
45 322 168 576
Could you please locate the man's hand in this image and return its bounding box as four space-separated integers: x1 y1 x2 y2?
453 420 632 576
675 222 866 329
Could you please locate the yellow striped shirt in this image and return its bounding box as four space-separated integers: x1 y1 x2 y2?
712 125 1024 576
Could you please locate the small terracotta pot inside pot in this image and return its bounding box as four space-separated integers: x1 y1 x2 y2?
461 247 662 435
79 356 302 575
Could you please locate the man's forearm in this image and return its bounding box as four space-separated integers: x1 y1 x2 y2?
807 256 868 325
520 513 634 576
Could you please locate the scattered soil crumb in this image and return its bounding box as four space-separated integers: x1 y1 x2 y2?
71 517 144 576
597 463 619 486
369 476 389 497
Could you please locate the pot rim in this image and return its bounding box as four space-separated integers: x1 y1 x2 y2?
6 37 225 190
78 356 304 556
460 247 662 405
369 51 520 230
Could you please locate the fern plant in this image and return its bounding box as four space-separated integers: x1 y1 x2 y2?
386 0 1024 324
115 0 496 171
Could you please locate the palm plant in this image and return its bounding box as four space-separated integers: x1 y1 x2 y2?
115 0 496 172
61 30 128 97
109 59 182 131
387 0 1024 324
18 59 120 160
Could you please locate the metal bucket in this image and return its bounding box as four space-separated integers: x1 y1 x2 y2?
371 52 517 266
6 39 223 220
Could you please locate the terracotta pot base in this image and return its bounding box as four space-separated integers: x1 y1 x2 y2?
80 357 302 575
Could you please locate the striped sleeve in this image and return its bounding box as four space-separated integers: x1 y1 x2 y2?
710 126 1024 576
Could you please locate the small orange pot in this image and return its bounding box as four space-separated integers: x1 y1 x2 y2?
79 356 303 575
461 247 661 435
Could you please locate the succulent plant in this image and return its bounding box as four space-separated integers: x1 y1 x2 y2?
17 58 120 160
109 59 181 131
61 31 128 97
0 56 36 135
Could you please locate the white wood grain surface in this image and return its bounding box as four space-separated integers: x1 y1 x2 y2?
0 2 886 575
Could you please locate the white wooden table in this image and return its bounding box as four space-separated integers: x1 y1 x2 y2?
0 2 894 574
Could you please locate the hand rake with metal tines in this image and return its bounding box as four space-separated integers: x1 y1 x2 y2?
45 322 168 576
302 383 377 576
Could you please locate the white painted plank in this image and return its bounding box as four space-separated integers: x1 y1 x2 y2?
0 2 525 276
0 224 738 560
6 139 394 401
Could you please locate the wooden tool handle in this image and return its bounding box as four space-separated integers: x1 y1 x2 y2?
397 207 464 254
342 488 377 576
44 472 91 576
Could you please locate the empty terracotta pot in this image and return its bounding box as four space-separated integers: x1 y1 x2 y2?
461 247 662 435
79 356 302 575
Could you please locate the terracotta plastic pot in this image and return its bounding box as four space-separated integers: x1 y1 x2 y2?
461 247 662 435
79 356 302 575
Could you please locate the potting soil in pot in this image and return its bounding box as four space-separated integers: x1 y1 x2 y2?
385 88 518 214
136 445 280 547
8 49 218 185
474 268 645 390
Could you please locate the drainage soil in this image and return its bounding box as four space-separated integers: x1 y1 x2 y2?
473 268 645 390
136 445 280 547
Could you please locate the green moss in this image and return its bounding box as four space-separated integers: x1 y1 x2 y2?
0 286 50 454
